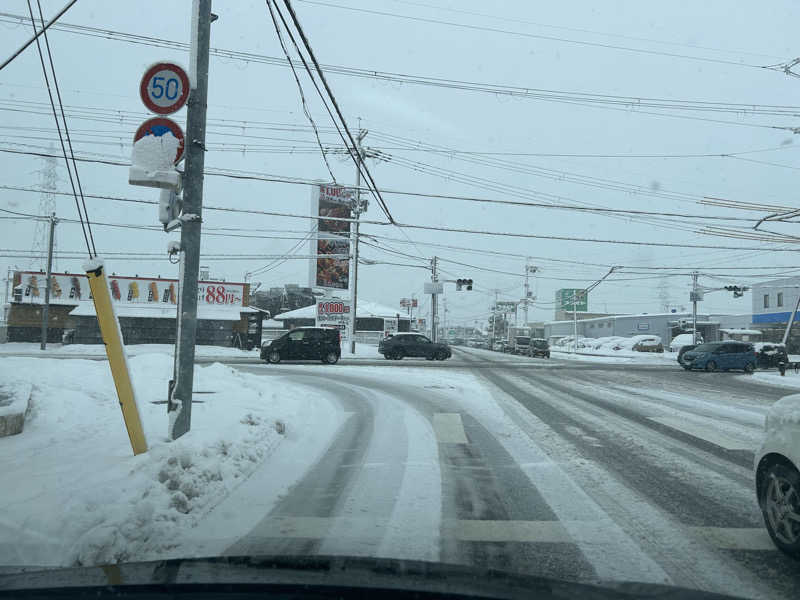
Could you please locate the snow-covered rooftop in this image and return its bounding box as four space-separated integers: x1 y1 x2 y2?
274 299 407 320
70 302 256 321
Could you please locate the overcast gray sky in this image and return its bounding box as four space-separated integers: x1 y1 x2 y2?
2 0 800 326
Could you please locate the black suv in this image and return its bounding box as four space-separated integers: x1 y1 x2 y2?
379 333 451 360
529 338 550 358
261 327 341 364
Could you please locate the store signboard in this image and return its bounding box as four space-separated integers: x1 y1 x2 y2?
384 317 399 338
315 299 351 344
309 184 353 290
13 271 245 307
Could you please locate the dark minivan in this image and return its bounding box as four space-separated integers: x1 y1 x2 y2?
680 341 756 373
261 327 341 364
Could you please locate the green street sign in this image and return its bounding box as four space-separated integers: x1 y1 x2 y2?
556 288 588 312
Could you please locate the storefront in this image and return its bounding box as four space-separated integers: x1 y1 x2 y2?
7 271 257 347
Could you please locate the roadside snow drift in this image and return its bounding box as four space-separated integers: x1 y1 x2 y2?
0 354 333 567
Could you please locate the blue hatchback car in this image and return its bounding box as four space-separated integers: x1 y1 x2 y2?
681 341 756 373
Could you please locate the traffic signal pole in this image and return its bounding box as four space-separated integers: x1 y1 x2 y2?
169 0 211 440
431 256 438 342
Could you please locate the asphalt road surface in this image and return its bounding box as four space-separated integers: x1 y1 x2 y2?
215 347 800 600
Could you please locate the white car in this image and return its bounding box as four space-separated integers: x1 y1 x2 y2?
669 333 701 353
755 393 800 557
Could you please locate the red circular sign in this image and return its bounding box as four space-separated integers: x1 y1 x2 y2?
133 117 185 164
139 62 190 115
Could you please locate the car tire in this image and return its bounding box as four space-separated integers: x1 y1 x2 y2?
323 351 339 365
436 350 448 361
705 361 717 372
267 350 281 364
744 362 755 374
759 462 800 558
682 365 692 371
394 349 404 360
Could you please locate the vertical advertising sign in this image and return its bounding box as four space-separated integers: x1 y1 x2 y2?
315 299 351 344
309 184 353 290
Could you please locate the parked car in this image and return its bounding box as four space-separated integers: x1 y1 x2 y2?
754 343 789 370
754 393 800 557
669 333 702 353
492 340 505 352
379 333 451 360
680 341 756 373
676 344 697 367
260 327 341 364
529 338 550 358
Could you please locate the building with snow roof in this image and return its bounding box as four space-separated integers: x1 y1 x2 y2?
6 270 260 347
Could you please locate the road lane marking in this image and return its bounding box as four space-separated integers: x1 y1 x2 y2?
433 413 468 444
647 416 753 451
689 527 776 551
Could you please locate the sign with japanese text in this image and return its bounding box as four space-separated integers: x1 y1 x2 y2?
315 299 351 344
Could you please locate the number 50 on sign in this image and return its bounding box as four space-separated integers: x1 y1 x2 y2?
139 62 190 115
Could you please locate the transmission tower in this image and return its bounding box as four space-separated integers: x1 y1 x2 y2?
657 275 671 312
31 150 58 271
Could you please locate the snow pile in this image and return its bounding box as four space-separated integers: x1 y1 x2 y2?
765 394 800 430
131 132 179 171
0 380 32 418
0 354 331 567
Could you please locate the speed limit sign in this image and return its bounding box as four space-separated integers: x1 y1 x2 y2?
139 62 190 115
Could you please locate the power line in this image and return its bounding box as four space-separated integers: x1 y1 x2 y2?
295 0 773 70
3 12 797 128
277 0 396 224
34 0 96 257
24 0 93 258
0 0 76 72
265 0 338 183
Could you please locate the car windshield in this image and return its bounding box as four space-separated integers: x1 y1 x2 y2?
2 3 799 599
692 343 722 353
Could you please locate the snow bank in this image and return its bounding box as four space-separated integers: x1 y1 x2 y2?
0 342 259 359
0 354 333 567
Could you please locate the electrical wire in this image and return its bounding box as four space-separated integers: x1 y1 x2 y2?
265 0 337 183
24 0 93 258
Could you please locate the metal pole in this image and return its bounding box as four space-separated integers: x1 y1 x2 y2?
40 213 57 350
692 271 698 345
169 0 211 440
523 259 529 326
431 256 438 342
572 292 578 355
781 292 800 345
349 129 366 354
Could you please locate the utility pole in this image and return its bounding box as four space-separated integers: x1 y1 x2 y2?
169 0 211 441
692 276 698 344
40 213 57 350
349 128 367 354
443 296 448 337
431 256 439 342
523 259 530 326
571 291 578 354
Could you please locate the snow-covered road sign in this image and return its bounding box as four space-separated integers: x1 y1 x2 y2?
129 117 185 189
133 118 185 164
140 62 190 115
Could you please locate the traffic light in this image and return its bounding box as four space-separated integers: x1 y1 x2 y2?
456 278 473 291
724 285 749 298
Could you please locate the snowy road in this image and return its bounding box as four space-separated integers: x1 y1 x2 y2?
208 347 799 600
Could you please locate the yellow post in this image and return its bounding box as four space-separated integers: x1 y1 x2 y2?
85 262 148 455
